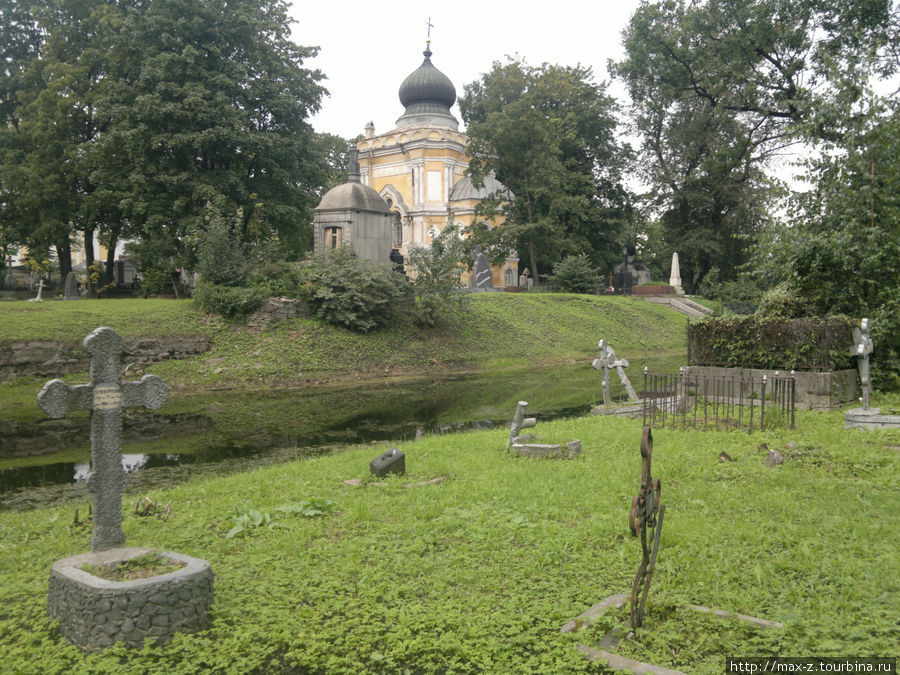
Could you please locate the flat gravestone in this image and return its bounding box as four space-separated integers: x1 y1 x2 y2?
38 327 168 550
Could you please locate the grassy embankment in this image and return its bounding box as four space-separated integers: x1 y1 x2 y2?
0 293 687 422
0 404 897 673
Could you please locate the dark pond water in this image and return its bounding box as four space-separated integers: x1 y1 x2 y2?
0 356 678 509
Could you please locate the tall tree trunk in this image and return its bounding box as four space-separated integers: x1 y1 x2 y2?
55 239 72 282
83 228 96 298
528 232 539 287
103 235 117 286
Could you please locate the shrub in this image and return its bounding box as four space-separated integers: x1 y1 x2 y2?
193 281 268 320
687 315 855 371
304 246 409 332
549 254 599 294
405 225 468 327
756 282 812 318
196 204 250 287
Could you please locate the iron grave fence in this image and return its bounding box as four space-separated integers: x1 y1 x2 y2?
640 369 796 432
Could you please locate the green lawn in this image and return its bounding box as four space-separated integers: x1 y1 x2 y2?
0 404 897 673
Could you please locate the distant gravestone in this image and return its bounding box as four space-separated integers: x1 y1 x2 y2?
592 340 638 407
38 327 169 551
470 245 493 289
669 252 683 295
850 318 873 410
64 271 79 300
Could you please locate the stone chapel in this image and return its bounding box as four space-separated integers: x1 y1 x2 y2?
314 40 518 287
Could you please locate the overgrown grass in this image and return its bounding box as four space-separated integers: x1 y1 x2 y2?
0 407 896 673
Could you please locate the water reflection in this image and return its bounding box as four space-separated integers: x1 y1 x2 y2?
1 357 678 507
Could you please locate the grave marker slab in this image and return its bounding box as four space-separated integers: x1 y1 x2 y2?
38 327 168 552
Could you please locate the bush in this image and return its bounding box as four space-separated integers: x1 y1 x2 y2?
405 225 468 327
687 315 855 371
196 204 250 287
756 282 812 318
549 254 599 294
304 246 409 332
193 281 268 320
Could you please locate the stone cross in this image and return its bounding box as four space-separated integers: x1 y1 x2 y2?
507 400 537 449
38 327 169 552
850 318 874 410
592 340 638 406
28 278 45 302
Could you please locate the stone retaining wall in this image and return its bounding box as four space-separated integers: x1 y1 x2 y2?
247 297 310 330
48 547 214 652
0 336 209 382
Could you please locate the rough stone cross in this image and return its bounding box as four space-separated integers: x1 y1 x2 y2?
592 339 638 406
850 318 874 410
37 327 169 552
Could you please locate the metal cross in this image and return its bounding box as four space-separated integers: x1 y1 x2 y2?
628 426 665 629
850 318 873 410
37 327 169 552
426 17 434 40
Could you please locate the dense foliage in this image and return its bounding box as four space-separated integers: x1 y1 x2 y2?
300 246 409 333
459 58 632 283
404 225 469 328
612 0 898 291
0 0 328 286
548 254 601 294
687 316 855 371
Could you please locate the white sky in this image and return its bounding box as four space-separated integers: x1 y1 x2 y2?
287 1 642 139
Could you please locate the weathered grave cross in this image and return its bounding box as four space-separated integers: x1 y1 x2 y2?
38 327 169 552
628 426 664 630
592 340 638 407
850 318 873 410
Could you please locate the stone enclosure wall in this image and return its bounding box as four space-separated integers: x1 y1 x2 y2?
0 336 210 382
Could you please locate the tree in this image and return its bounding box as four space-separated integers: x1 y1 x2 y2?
405 224 468 327
0 0 328 285
612 0 897 290
459 58 631 283
746 96 900 383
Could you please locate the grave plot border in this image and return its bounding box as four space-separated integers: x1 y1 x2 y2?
49 547 214 653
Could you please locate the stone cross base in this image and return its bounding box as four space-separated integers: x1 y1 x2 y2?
511 439 582 459
48 547 213 652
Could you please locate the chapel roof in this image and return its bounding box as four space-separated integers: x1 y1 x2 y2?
315 182 391 213
396 43 458 130
449 174 513 202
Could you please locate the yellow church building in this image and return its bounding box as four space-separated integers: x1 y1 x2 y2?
354 41 518 288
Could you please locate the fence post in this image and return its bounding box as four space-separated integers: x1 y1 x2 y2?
790 370 796 429
761 374 767 429
642 366 648 427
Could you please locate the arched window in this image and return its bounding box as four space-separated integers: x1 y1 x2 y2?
505 268 514 287
324 227 342 250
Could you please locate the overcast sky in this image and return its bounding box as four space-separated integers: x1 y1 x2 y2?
287 0 642 140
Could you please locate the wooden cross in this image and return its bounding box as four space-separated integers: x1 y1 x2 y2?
37 327 169 552
850 318 874 410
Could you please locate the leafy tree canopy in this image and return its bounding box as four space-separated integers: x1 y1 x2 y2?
611 0 898 290
0 0 328 284
459 58 632 283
